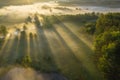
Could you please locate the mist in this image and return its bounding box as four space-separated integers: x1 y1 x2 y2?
0 1 120 26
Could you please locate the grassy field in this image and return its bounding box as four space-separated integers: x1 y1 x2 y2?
0 14 103 80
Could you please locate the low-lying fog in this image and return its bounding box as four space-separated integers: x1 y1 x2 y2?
0 2 120 25
1 67 67 80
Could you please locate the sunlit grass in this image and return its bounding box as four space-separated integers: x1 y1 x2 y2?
62 22 94 49
0 37 10 57
32 34 39 61
0 35 15 65
26 32 30 58
0 14 103 80
53 23 100 80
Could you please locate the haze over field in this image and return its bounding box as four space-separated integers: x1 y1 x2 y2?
0 0 120 7
0 0 120 80
0 1 120 25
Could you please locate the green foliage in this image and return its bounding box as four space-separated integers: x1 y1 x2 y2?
26 16 32 23
0 25 7 48
57 13 98 25
15 54 32 67
23 25 27 31
85 22 96 34
42 16 53 28
95 13 120 80
0 25 7 36
96 13 120 35
22 55 32 67
40 13 98 29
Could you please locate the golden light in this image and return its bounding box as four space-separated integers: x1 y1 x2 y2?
27 0 32 4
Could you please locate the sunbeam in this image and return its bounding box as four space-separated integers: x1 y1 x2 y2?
0 1 119 80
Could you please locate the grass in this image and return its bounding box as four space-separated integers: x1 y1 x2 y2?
0 14 103 80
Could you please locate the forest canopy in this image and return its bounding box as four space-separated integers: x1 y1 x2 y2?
95 13 120 80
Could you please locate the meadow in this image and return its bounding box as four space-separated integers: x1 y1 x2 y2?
0 13 103 80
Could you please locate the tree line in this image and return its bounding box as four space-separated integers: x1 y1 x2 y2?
94 13 120 80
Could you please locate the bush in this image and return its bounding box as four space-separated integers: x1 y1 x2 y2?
22 55 32 67
0 25 7 36
85 23 96 34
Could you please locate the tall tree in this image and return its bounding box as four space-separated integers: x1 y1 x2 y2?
0 25 7 36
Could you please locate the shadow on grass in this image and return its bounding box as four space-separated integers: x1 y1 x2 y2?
52 24 95 80
0 35 15 66
54 16 93 54
15 31 27 64
6 36 19 65
32 15 59 73
41 15 99 80
0 31 27 66
53 16 102 80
